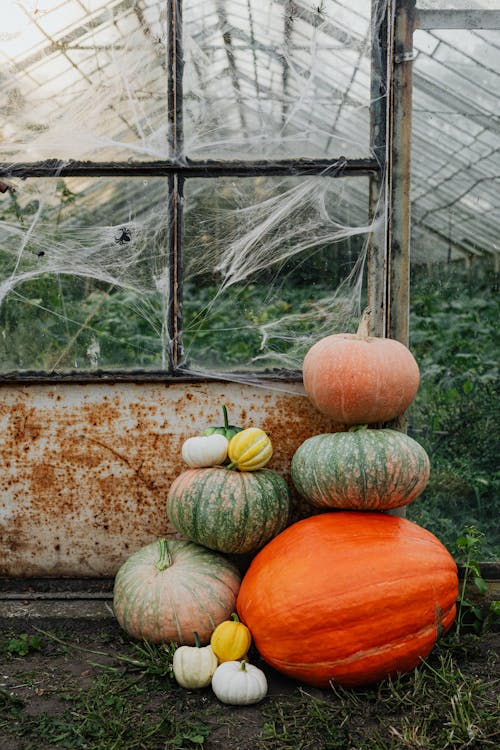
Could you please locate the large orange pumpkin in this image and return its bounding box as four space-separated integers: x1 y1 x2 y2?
236 512 457 688
302 331 420 425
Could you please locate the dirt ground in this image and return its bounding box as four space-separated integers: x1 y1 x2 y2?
1 607 499 750
0 618 306 750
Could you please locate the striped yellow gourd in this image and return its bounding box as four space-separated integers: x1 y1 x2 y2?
227 427 273 471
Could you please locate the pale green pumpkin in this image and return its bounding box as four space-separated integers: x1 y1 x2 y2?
113 538 241 645
291 426 430 511
167 467 291 554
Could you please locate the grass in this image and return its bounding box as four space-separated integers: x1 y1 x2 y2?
1 545 498 750
3 672 213 749
260 648 499 750
1 620 498 750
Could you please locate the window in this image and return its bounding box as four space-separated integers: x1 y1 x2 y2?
1 1 498 560
0 0 380 379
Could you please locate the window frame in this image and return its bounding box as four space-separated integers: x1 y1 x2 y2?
0 0 391 385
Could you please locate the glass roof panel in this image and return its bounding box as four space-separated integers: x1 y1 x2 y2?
0 1 499 266
0 1 376 162
412 19 500 265
0 0 168 162
182 0 374 159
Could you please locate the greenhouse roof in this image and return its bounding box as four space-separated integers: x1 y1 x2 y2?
0 0 499 267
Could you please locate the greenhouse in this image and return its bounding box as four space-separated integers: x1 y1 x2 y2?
0 2 498 748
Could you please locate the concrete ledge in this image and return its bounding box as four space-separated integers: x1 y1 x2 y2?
1 570 498 633
0 596 120 638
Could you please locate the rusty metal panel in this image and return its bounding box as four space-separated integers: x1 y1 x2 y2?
0 382 339 577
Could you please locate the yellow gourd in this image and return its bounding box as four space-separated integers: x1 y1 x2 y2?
227 428 272 471
210 613 252 662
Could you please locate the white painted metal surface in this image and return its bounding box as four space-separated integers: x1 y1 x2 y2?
0 381 339 577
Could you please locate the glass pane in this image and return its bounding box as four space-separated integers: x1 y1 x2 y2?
1 0 381 164
181 175 370 372
0 177 170 371
407 28 500 560
183 0 375 159
0 1 168 162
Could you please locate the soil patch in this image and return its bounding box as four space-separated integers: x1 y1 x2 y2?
1 617 498 750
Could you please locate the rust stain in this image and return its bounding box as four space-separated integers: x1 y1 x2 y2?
85 437 159 493
30 464 58 495
0 381 335 577
9 406 42 441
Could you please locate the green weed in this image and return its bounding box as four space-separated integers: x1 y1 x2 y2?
2 623 498 750
444 526 500 641
0 633 42 657
13 671 212 750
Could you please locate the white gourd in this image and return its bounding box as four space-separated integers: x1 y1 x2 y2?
181 434 228 468
211 660 268 705
173 637 218 689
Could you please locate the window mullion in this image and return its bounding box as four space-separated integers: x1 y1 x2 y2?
167 0 184 371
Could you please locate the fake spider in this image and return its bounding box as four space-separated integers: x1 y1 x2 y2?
115 227 132 245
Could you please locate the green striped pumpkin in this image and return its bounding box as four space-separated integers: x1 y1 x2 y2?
113 538 241 645
167 467 291 554
291 427 430 511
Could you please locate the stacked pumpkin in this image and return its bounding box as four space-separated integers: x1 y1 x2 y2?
236 316 459 688
113 406 291 704
168 405 291 556
112 317 459 696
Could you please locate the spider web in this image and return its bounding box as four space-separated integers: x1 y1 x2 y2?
0 0 387 389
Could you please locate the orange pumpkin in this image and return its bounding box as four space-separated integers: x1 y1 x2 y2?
302 325 420 424
236 512 457 688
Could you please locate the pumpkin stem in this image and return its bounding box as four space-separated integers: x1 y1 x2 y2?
222 404 229 430
194 631 201 648
348 424 369 433
231 612 240 623
356 307 371 340
240 660 247 671
155 538 172 571
226 461 237 470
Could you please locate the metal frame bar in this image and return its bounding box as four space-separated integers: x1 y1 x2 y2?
368 0 390 338
417 10 500 30
368 0 416 347
0 368 303 385
0 158 379 180
166 0 184 370
386 0 416 347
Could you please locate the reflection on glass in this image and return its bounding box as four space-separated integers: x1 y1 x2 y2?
183 0 374 159
0 0 378 164
0 0 168 162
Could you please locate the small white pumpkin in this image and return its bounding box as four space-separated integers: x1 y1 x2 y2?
211 660 268 705
173 633 218 689
181 434 228 468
